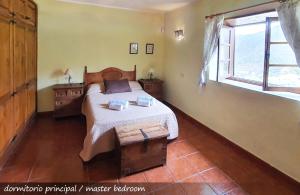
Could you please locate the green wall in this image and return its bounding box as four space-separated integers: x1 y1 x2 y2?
37 0 165 112
36 0 300 182
163 0 300 182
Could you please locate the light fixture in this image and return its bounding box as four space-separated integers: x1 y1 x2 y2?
64 68 72 84
148 68 155 80
174 29 184 40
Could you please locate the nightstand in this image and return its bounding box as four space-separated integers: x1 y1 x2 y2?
53 83 84 118
139 79 164 101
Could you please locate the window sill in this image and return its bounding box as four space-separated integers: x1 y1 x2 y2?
216 79 300 102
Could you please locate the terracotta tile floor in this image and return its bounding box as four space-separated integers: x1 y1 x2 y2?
0 111 299 195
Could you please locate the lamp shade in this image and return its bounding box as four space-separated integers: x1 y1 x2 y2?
148 68 155 74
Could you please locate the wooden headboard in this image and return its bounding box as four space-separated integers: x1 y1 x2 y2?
84 65 137 87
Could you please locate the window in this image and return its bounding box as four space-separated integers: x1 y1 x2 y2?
210 11 300 94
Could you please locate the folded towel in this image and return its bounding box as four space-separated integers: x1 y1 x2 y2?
109 100 129 108
109 103 124 111
137 96 155 107
138 96 153 101
137 99 152 107
108 100 129 111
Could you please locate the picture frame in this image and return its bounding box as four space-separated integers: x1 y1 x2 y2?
146 43 154 54
129 43 138 54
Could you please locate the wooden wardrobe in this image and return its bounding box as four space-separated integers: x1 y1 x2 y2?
0 0 37 163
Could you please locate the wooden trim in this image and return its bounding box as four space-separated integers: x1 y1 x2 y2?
216 39 220 82
232 21 266 28
34 1 38 115
164 101 300 187
224 9 277 21
206 1 279 19
0 113 36 170
270 41 288 44
37 111 54 117
269 64 298 67
227 77 263 86
229 27 235 76
267 87 300 94
263 17 272 90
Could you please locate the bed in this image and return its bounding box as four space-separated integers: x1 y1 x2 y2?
80 66 178 162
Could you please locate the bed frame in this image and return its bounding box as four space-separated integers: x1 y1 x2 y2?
84 65 137 88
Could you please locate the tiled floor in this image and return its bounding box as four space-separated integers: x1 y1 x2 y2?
0 111 299 195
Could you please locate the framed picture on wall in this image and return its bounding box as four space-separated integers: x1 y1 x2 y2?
146 43 154 54
129 43 138 54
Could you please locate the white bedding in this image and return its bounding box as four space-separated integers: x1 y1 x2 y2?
80 85 179 161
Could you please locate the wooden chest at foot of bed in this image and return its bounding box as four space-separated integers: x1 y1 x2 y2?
115 123 169 177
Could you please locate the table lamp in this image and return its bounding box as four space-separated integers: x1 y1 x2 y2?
148 68 155 80
64 68 72 84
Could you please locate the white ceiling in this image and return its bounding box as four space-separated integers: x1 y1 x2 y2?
59 0 197 12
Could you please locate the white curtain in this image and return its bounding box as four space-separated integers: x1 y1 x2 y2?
199 15 224 86
277 0 300 66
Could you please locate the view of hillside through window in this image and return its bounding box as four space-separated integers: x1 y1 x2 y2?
209 12 300 90
268 21 300 87
234 23 266 82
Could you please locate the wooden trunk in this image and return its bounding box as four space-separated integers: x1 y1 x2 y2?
115 123 169 177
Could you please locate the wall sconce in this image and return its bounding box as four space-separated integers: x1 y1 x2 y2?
174 29 184 40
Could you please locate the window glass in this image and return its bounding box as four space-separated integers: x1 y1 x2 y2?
219 61 230 80
220 28 230 44
268 67 300 87
234 23 266 82
270 21 287 42
220 45 230 61
269 44 297 65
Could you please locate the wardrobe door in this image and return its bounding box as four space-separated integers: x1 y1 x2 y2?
0 2 13 157
26 27 36 82
12 0 26 21
13 88 27 133
0 98 13 156
13 20 26 90
27 83 36 118
0 0 11 17
0 0 10 10
0 16 12 99
25 0 36 26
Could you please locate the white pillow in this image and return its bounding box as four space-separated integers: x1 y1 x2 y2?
87 83 105 95
129 81 143 91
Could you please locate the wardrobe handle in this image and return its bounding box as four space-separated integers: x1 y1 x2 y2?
10 19 16 24
25 16 30 20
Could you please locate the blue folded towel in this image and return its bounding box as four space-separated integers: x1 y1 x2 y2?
137 96 155 107
109 100 129 107
109 103 124 111
108 100 129 111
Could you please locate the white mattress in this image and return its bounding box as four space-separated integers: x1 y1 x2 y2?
80 87 178 161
